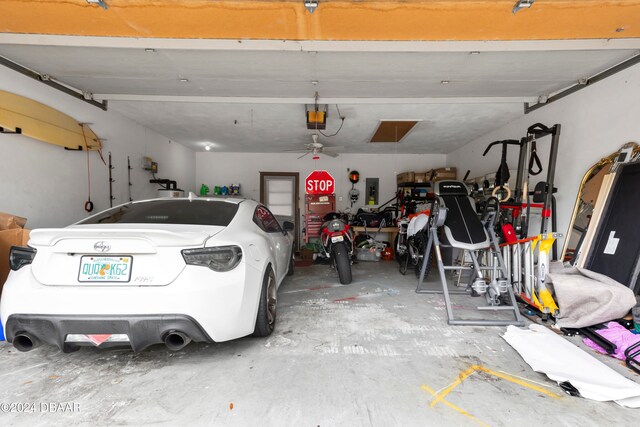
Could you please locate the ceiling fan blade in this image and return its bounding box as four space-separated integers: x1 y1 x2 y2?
322 151 339 158
297 152 311 159
282 148 308 153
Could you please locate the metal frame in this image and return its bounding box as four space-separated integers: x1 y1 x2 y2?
525 53 640 114
0 55 108 111
416 204 524 326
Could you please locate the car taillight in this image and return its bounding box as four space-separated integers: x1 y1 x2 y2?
181 246 243 272
10 246 37 271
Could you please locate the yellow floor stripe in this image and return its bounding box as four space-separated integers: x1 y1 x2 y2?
422 364 562 426
429 366 477 408
473 365 560 399
422 385 491 427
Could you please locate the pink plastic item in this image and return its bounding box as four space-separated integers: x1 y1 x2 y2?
583 321 640 362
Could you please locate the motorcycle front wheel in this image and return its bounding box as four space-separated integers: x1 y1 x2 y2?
333 241 353 285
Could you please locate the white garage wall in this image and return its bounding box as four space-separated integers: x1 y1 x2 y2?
196 152 448 212
0 66 196 228
447 63 640 250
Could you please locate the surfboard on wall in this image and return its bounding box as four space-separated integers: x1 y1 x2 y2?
0 90 102 151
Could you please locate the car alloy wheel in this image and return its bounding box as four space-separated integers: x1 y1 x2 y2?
267 271 277 327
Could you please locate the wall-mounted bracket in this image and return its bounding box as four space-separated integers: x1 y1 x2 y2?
0 126 21 134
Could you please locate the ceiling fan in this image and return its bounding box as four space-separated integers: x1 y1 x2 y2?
285 134 341 159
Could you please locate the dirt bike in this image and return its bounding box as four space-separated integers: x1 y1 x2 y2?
320 212 354 285
395 213 432 278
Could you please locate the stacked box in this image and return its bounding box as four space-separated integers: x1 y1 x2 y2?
396 171 415 184
414 172 427 183
432 167 457 181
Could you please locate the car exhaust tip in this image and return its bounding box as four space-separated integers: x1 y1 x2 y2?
164 331 191 351
13 334 40 352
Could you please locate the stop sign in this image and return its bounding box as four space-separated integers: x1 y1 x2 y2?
305 170 335 195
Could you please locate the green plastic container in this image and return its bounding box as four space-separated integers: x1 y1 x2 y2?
633 303 640 333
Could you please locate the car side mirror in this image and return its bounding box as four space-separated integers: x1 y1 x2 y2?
283 221 294 232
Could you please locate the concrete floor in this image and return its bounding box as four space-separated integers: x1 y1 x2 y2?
1 261 639 426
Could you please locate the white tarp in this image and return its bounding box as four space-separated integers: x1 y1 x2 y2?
503 324 640 408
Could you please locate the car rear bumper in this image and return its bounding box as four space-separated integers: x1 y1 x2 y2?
5 314 212 352
1 262 265 345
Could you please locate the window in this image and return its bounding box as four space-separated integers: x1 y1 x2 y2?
77 200 239 226
253 206 282 233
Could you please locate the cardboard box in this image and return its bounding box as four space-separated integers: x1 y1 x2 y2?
414 172 427 183
0 212 30 297
432 167 457 181
0 213 26 230
396 171 415 185
299 248 315 260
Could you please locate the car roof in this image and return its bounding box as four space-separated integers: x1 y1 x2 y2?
133 197 249 205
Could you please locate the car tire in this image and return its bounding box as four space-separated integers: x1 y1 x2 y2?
253 266 277 337
287 249 295 276
333 242 352 285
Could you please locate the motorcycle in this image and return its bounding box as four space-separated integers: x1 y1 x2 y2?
320 212 354 285
395 212 432 277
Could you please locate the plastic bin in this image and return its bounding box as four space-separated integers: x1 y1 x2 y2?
0 319 4 341
356 247 381 262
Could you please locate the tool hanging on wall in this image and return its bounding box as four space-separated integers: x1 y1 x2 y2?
80 124 94 213
108 152 115 207
127 156 133 202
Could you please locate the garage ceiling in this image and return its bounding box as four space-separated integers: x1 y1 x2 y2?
0 1 639 154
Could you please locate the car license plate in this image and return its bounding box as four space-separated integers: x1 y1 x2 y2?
78 256 132 282
331 235 344 243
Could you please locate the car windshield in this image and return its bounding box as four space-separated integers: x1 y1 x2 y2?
77 200 240 226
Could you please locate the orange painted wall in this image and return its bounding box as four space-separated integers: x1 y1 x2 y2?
0 0 638 41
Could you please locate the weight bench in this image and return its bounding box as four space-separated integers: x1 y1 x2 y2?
417 180 524 326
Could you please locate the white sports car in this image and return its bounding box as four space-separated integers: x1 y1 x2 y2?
1 197 295 352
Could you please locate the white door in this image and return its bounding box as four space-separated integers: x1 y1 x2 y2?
261 173 299 249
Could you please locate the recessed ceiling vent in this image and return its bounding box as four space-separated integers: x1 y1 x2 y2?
370 120 420 143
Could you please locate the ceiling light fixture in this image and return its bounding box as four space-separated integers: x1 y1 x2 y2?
512 0 534 14
205 145 211 151
470 51 480 55
304 0 319 13
440 80 450 85
306 92 328 130
179 78 189 83
145 48 155 53
86 0 108 10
